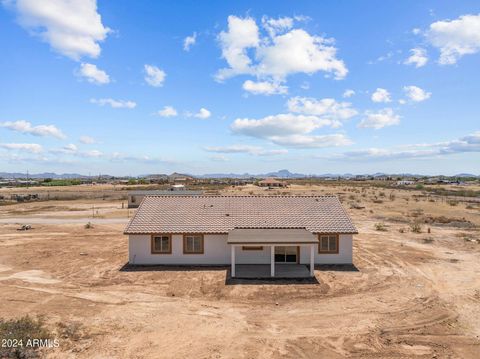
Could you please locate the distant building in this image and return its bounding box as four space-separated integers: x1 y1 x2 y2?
396 180 415 186
127 190 203 208
257 177 287 188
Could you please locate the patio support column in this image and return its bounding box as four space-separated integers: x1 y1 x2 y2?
231 245 236 278
270 245 275 277
310 244 315 277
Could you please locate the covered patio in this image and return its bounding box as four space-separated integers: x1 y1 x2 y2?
227 228 318 278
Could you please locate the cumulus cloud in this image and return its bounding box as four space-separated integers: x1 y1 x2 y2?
157 106 178 117
231 113 352 148
242 80 288 95
358 108 400 129
371 88 391 103
216 15 347 87
144 64 166 87
79 135 95 144
0 120 66 139
183 32 197 51
287 97 357 122
343 89 355 98
204 144 288 156
192 108 211 119
90 98 136 109
5 0 110 60
404 48 428 68
426 14 480 65
77 63 110 84
330 131 480 161
403 85 431 102
0 142 43 153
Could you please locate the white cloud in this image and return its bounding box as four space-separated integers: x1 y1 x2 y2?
0 142 43 153
77 63 110 84
427 14 480 65
268 134 352 148
79 135 95 144
183 32 197 51
330 131 480 161
90 98 136 109
0 120 66 139
242 80 288 95
231 113 351 148
371 88 391 103
261 16 294 37
404 48 428 68
287 97 357 122
193 108 211 119
216 15 347 85
157 106 178 117
144 64 166 87
343 89 355 98
403 85 431 102
7 0 110 60
204 144 288 156
358 108 400 129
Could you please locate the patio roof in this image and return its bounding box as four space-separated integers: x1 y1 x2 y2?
227 228 318 244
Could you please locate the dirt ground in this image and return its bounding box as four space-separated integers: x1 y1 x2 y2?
0 184 479 358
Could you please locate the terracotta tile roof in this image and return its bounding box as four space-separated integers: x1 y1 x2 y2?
124 195 358 235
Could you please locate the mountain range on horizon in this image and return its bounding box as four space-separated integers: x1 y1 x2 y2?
0 170 478 180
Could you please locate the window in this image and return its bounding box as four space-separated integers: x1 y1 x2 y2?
151 235 171 254
242 246 263 251
183 234 204 254
318 234 339 254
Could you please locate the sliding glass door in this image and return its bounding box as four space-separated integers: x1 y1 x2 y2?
274 246 298 263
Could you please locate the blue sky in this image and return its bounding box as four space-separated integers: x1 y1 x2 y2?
0 0 479 176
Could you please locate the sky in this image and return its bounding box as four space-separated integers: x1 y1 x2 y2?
0 0 479 176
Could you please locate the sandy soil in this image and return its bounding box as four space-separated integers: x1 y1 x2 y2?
0 184 479 358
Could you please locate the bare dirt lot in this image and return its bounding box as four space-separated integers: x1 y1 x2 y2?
0 184 479 358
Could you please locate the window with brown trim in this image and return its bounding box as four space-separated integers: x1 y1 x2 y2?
183 234 204 254
242 246 263 251
318 234 339 254
151 234 171 254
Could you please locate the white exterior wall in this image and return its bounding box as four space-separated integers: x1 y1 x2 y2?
299 234 353 264
128 233 353 265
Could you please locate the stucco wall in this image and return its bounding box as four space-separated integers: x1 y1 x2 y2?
128 233 353 265
299 234 353 264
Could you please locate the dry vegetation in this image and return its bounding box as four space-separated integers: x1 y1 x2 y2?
0 183 479 358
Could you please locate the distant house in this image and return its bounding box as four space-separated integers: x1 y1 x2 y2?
127 190 202 208
168 173 194 184
124 195 358 278
257 177 287 188
396 180 415 186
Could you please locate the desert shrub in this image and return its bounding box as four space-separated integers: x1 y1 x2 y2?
389 192 396 201
416 184 424 190
57 321 83 341
410 208 424 218
375 223 388 231
398 227 406 233
466 204 474 209
0 316 53 358
372 199 383 204
379 192 386 197
85 222 93 229
423 237 434 244
410 222 422 233
348 195 356 200
447 200 459 206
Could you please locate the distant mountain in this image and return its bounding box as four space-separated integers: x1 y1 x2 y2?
454 173 478 178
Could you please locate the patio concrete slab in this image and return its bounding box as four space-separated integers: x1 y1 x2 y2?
235 264 311 278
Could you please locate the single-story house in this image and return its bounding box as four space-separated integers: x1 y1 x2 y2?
127 190 203 208
124 195 357 278
257 177 287 188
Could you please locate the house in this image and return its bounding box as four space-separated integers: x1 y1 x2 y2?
257 177 287 188
124 195 357 278
127 190 203 208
